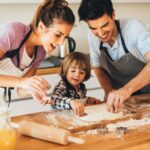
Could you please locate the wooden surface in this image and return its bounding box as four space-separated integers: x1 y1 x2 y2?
45 94 150 133
12 94 150 150
12 113 150 150
36 67 60 75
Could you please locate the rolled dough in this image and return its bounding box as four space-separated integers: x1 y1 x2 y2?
77 103 123 122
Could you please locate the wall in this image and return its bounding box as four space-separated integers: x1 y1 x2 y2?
0 3 150 54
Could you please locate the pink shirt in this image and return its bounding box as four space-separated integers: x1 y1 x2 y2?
0 22 46 69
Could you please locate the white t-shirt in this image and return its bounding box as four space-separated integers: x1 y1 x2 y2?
88 19 150 67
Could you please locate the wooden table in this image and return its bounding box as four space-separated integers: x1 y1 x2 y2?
12 112 150 150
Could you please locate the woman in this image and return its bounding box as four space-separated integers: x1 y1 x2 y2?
0 0 75 105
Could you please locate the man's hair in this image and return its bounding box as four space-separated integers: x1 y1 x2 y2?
78 0 114 21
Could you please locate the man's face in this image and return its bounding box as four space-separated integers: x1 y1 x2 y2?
86 13 116 43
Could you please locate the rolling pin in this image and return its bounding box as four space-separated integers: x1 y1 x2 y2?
13 121 85 145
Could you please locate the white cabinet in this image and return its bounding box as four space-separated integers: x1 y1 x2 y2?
9 98 50 117
9 74 61 116
87 89 105 101
84 70 105 100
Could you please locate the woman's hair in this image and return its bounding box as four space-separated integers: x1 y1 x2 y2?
31 0 75 32
60 52 91 82
78 0 113 21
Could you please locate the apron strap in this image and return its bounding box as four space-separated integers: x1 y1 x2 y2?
115 20 129 54
100 42 114 61
5 27 33 67
99 20 130 61
27 46 38 69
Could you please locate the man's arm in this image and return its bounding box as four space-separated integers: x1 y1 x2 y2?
123 51 150 94
107 51 150 113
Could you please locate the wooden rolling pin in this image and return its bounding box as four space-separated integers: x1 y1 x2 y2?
13 121 85 145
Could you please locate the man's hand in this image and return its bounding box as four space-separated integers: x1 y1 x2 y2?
106 88 132 113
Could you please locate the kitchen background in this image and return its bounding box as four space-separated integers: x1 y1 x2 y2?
0 0 150 54
0 0 150 116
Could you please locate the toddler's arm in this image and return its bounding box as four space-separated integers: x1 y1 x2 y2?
50 81 72 109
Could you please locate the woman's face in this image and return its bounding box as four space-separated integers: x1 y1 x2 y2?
39 20 73 54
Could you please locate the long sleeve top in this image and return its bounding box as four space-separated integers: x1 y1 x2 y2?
50 79 87 110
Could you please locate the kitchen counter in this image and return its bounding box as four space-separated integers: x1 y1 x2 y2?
12 112 150 150
36 56 61 75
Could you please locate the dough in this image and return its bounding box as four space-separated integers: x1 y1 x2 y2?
77 103 123 122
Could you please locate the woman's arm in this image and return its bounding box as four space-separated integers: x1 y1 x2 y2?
16 68 37 98
0 49 49 91
17 67 52 105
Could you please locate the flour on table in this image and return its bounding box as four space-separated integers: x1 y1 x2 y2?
106 117 150 131
77 103 123 122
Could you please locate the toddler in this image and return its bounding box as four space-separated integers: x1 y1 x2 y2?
50 52 100 116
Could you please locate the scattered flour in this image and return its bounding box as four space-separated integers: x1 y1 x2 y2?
106 117 150 131
77 103 124 122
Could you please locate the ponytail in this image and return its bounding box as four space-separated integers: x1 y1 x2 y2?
31 0 75 32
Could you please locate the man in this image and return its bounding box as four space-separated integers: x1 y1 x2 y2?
78 0 150 113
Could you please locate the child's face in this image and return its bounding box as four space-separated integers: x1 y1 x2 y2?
66 64 86 87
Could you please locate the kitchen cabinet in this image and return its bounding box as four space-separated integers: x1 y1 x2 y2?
9 98 51 117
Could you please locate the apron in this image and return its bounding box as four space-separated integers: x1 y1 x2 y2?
0 28 38 106
99 20 150 95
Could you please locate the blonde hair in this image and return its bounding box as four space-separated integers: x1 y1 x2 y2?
31 0 75 32
60 52 91 82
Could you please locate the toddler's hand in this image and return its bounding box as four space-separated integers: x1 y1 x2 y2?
70 100 85 117
86 97 101 105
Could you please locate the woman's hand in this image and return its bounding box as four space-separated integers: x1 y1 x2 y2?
19 76 50 94
106 88 131 113
86 97 101 105
31 91 54 105
70 100 85 117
